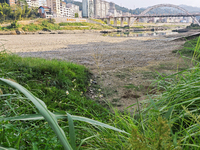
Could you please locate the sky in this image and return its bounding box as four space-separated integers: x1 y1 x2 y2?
77 0 200 9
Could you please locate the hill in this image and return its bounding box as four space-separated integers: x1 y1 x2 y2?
64 0 82 10
63 1 200 16
179 4 200 13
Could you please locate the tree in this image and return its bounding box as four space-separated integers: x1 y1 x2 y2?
75 13 78 18
0 0 7 3
2 3 12 20
15 5 22 20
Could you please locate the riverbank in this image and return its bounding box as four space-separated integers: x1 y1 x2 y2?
0 33 158 53
0 32 188 109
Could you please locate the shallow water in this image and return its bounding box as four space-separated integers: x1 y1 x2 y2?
103 30 179 37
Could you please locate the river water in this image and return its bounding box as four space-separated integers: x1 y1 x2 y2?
103 30 179 37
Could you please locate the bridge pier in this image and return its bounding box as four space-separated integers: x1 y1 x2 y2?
121 17 124 27
114 17 117 26
128 17 131 27
101 18 105 22
107 18 110 25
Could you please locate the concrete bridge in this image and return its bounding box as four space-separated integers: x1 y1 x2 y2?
99 4 200 27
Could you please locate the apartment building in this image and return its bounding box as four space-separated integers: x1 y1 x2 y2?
47 0 60 17
25 0 39 8
39 0 47 6
108 2 117 17
31 0 39 7
82 0 94 18
60 2 82 18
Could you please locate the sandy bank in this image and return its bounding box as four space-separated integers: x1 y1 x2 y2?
0 33 158 53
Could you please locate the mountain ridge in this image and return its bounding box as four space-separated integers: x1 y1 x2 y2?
63 1 200 15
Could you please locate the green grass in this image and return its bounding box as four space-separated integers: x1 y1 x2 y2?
0 19 115 32
1 36 200 149
83 36 200 149
173 37 200 58
90 19 106 24
59 22 90 26
0 51 111 149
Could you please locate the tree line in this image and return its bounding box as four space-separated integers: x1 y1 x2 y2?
0 2 39 23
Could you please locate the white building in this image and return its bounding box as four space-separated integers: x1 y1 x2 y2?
31 0 39 7
66 3 80 18
26 0 40 8
94 0 101 18
82 0 94 18
101 0 106 18
108 2 117 17
105 1 109 17
93 0 110 18
39 0 47 6
47 0 60 17
60 2 82 18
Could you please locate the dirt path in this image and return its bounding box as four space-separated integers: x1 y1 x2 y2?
0 33 186 110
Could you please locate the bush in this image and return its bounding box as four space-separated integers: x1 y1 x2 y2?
22 23 43 31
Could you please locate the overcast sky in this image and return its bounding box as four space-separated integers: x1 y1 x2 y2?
77 0 200 9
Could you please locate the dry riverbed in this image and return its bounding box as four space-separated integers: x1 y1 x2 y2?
0 33 187 110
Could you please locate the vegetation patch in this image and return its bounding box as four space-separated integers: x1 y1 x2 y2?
0 51 110 149
1 19 115 32
1 37 200 149
173 36 200 58
90 19 106 24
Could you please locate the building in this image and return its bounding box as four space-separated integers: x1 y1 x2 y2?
116 10 122 17
108 2 117 17
94 0 101 18
47 0 60 17
83 0 120 18
26 0 31 7
30 0 39 7
66 3 80 18
39 6 52 18
39 0 47 6
82 0 94 18
25 0 39 8
93 0 110 18
105 1 109 17
6 0 15 6
60 2 82 18
101 0 105 18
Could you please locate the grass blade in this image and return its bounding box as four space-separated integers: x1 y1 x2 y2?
67 113 76 150
0 146 16 150
71 115 130 135
0 78 73 150
1 113 129 135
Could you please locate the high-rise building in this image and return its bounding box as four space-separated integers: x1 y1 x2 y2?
108 2 117 17
83 0 117 18
82 0 94 18
94 0 101 18
101 0 105 18
47 0 60 17
105 1 109 17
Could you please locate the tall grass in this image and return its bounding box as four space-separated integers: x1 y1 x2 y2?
0 78 128 150
1 36 200 149
0 51 112 149
82 36 200 149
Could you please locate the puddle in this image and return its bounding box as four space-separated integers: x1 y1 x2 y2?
102 30 179 37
